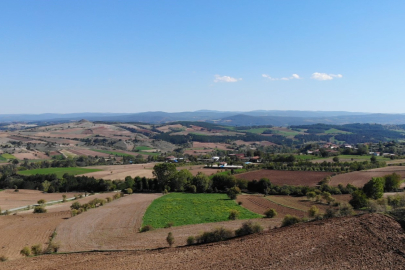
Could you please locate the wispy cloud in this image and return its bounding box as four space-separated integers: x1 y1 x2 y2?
214 75 242 83
262 74 301 81
311 72 343 81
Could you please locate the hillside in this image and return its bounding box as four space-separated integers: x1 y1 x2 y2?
1 214 404 269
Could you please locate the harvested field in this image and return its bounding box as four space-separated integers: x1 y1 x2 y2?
330 166 405 187
0 211 70 259
191 142 230 150
68 148 110 157
178 165 225 176
2 214 405 269
236 195 306 218
0 189 76 211
54 193 161 252
236 170 333 186
82 163 156 180
18 167 101 178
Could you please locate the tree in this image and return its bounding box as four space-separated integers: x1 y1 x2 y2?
153 163 177 191
264 208 277 218
227 186 241 200
332 156 339 163
228 209 240 220
308 205 319 218
370 156 377 163
171 169 193 192
124 176 134 189
306 191 316 201
363 177 385 199
384 173 401 192
166 232 174 247
349 190 368 209
191 172 211 193
42 181 51 193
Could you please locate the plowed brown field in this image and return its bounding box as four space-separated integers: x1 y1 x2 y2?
330 166 405 187
236 170 333 186
1 214 404 270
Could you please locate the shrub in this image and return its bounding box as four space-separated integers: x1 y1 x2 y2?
186 236 195 245
166 232 174 247
363 177 385 200
349 190 369 209
62 195 66 202
339 203 354 216
0 255 8 262
308 205 319 218
306 191 316 201
71 209 78 217
125 188 133 194
113 193 121 200
106 197 112 203
140 225 153 232
33 206 47 213
37 199 46 205
323 208 338 219
238 201 242 205
264 208 277 218
45 242 60 254
235 221 263 237
227 186 241 200
31 244 42 256
70 201 81 210
196 227 234 244
228 209 239 220
281 215 301 227
165 222 174 228
20 246 31 257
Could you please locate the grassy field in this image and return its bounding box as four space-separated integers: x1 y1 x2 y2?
272 130 301 137
324 128 351 134
0 155 7 162
92 149 134 157
142 193 261 228
134 146 153 151
18 167 102 178
1 153 16 159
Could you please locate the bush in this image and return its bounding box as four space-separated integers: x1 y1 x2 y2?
37 199 46 205
228 209 239 220
339 203 354 216
113 193 121 200
323 208 338 219
62 195 66 202
33 206 47 213
166 232 174 247
235 221 263 237
31 244 42 256
281 215 301 227
186 236 195 245
349 190 369 209
70 201 81 210
0 255 7 262
45 242 60 254
106 197 112 203
308 205 319 218
196 227 234 244
71 209 78 217
20 246 31 257
306 191 316 201
227 186 241 200
125 188 133 194
140 225 153 232
264 208 277 218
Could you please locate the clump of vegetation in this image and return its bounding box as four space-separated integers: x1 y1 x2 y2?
235 221 263 237
113 193 121 200
125 188 133 194
264 208 277 218
31 244 43 256
308 205 320 218
306 191 316 201
140 225 153 232
339 203 354 216
323 208 338 219
106 197 112 203
186 236 195 245
166 232 174 247
33 206 47 213
227 186 241 200
281 215 301 227
228 209 239 220
0 255 8 262
349 190 369 209
62 194 66 202
37 199 46 205
165 222 174 228
196 227 234 244
20 246 31 257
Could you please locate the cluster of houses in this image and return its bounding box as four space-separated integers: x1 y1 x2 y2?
306 143 353 155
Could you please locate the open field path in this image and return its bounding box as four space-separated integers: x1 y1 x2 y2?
1 214 404 270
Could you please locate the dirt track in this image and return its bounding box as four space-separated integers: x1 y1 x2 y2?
330 166 405 187
1 214 404 269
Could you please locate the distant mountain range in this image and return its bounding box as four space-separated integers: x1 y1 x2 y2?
1 110 405 126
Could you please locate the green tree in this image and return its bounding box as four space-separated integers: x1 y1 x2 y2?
363 177 385 199
227 186 241 200
124 176 135 189
171 169 193 191
153 163 177 191
383 173 401 192
332 156 339 163
349 190 368 209
191 172 211 193
308 205 319 218
42 181 51 193
166 232 174 247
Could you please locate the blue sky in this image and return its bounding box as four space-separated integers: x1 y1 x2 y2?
1 1 405 114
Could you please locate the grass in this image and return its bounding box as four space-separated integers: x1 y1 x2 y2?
1 153 16 159
294 155 324 161
324 128 351 134
142 193 261 228
18 167 101 178
0 155 7 162
92 149 134 157
134 146 153 151
337 154 389 160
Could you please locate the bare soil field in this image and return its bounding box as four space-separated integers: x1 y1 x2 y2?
177 165 225 176
0 211 70 259
13 151 48 160
55 193 280 253
2 214 404 270
0 190 76 211
330 166 405 187
54 193 162 252
191 142 230 150
68 148 110 157
81 163 156 180
236 170 333 186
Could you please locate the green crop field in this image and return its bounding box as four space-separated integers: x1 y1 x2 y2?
324 128 351 134
1 153 16 159
18 167 101 178
134 146 153 151
142 193 261 228
0 155 7 162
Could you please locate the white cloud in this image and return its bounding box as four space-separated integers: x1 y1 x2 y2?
311 72 343 81
214 75 242 83
262 74 301 81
